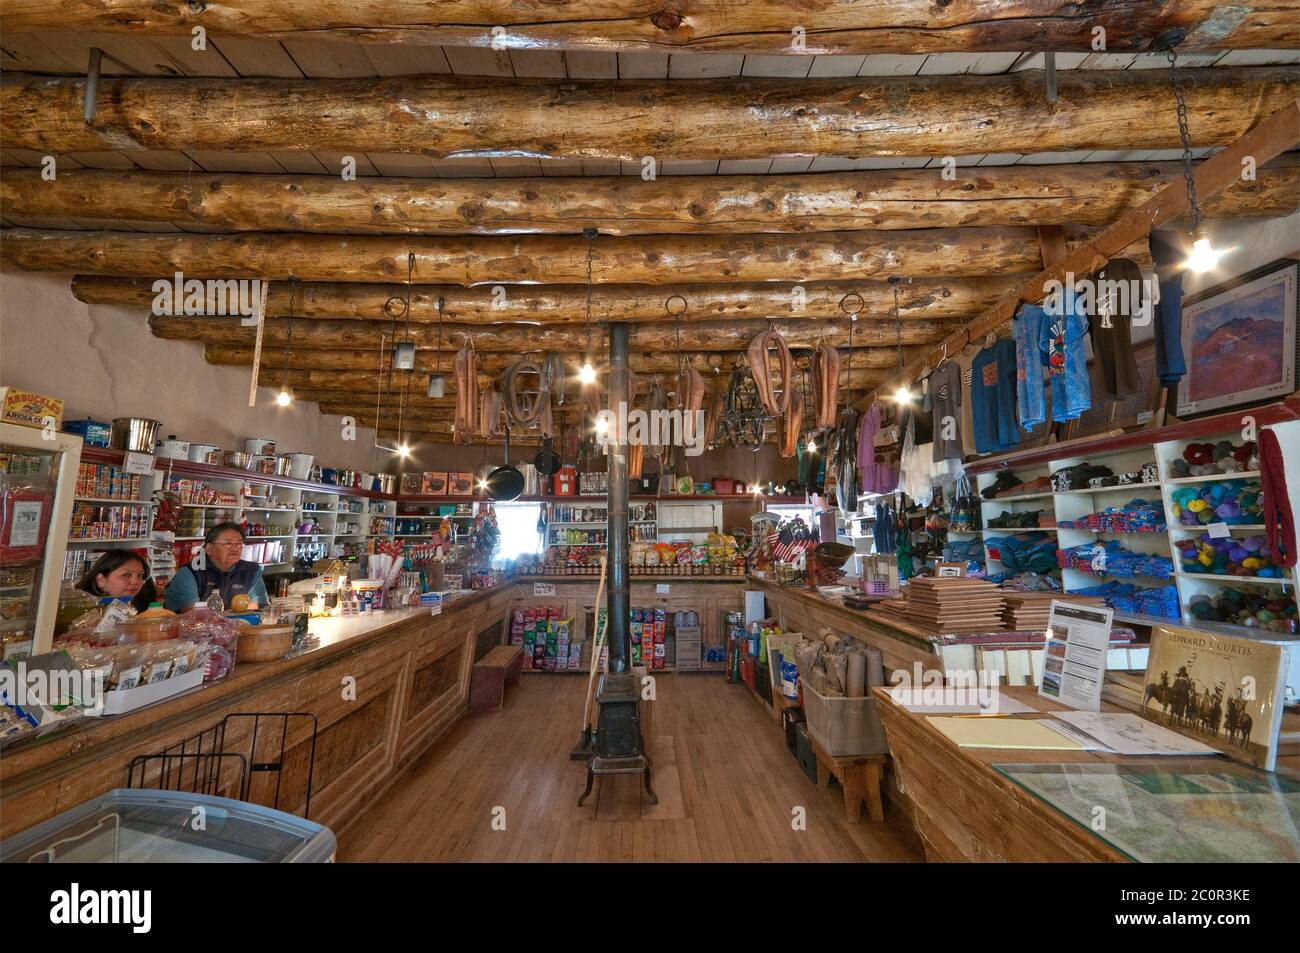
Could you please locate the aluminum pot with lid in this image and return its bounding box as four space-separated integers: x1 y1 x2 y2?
188 443 221 464
110 418 161 453
244 437 277 456
155 435 190 459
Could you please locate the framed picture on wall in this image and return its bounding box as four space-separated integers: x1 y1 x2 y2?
1175 258 1298 418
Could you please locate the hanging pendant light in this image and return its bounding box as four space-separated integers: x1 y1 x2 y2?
888 277 913 404
276 278 298 407
579 227 598 385
1158 30 1226 274
374 254 417 457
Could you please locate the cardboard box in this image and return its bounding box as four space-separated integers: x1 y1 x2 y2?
0 387 63 431
421 471 448 495
448 472 475 495
400 472 423 494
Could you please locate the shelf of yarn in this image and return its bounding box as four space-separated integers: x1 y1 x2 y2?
1155 428 1299 640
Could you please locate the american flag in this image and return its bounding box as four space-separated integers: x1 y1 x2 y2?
768 529 812 564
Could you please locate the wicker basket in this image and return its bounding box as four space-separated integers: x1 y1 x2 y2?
236 624 293 662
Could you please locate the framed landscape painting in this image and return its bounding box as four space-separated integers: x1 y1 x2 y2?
1176 258 1298 417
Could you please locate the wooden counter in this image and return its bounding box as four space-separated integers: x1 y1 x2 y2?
873 682 1299 862
747 575 941 673
0 585 515 839
872 685 1139 861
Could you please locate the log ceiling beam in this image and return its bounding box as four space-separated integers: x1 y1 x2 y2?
2 2 1293 54
6 161 1295 236
2 69 1293 160
206 345 914 377
71 275 1018 324
1 227 1110 283
149 315 953 351
864 99 1300 407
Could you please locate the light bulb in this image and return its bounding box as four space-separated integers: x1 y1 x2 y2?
478 479 488 490
578 361 596 385
1186 236 1222 274
893 385 913 405
595 416 609 434
276 388 291 407
805 437 816 453
396 443 410 457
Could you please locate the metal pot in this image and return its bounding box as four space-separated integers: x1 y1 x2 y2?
519 463 540 497
281 452 314 480
375 473 397 494
188 443 221 464
271 456 293 477
224 450 254 470
110 417 161 452
155 435 190 459
244 437 277 456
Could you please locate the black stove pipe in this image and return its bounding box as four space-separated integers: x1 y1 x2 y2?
606 322 631 672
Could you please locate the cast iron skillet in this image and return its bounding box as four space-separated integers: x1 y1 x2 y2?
534 433 561 476
486 421 525 501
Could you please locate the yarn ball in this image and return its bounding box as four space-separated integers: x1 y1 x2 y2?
1213 440 1235 461
1184 443 1215 466
1170 459 1191 478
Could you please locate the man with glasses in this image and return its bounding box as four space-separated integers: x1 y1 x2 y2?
164 521 270 612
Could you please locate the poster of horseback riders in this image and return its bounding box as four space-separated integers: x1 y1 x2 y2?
1142 626 1290 771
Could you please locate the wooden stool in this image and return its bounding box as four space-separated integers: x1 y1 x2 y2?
807 733 885 823
469 645 523 712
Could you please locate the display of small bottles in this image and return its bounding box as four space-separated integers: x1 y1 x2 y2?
579 471 608 494
550 504 606 523
552 528 606 545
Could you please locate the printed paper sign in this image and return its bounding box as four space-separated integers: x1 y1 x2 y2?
1039 601 1114 711
124 451 155 475
533 583 556 596
656 584 671 594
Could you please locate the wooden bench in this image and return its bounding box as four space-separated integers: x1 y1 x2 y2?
469 645 524 712
806 732 886 823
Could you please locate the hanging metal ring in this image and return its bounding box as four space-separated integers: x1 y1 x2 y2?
664 294 688 317
838 292 864 317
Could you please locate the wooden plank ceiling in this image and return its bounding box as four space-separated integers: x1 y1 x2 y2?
1 10 1297 444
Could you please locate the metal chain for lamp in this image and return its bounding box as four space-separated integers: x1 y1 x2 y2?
891 278 904 378
279 278 297 397
583 227 597 366
1167 46 1202 233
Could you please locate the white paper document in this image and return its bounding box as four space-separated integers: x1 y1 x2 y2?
1052 711 1223 756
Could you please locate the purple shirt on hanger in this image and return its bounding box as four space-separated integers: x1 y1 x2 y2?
857 403 898 494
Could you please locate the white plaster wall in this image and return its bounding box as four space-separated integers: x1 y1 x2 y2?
0 272 396 471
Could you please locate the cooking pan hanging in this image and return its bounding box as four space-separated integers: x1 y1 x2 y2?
535 433 561 476
485 420 525 501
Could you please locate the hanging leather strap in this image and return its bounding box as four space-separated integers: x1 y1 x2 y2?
747 330 793 417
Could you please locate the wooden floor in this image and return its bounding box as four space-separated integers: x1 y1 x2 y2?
339 672 924 862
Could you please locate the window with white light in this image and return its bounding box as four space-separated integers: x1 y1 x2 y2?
492 501 545 563
765 503 815 527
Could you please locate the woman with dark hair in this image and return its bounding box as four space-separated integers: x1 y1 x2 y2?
164 521 269 612
75 550 159 613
